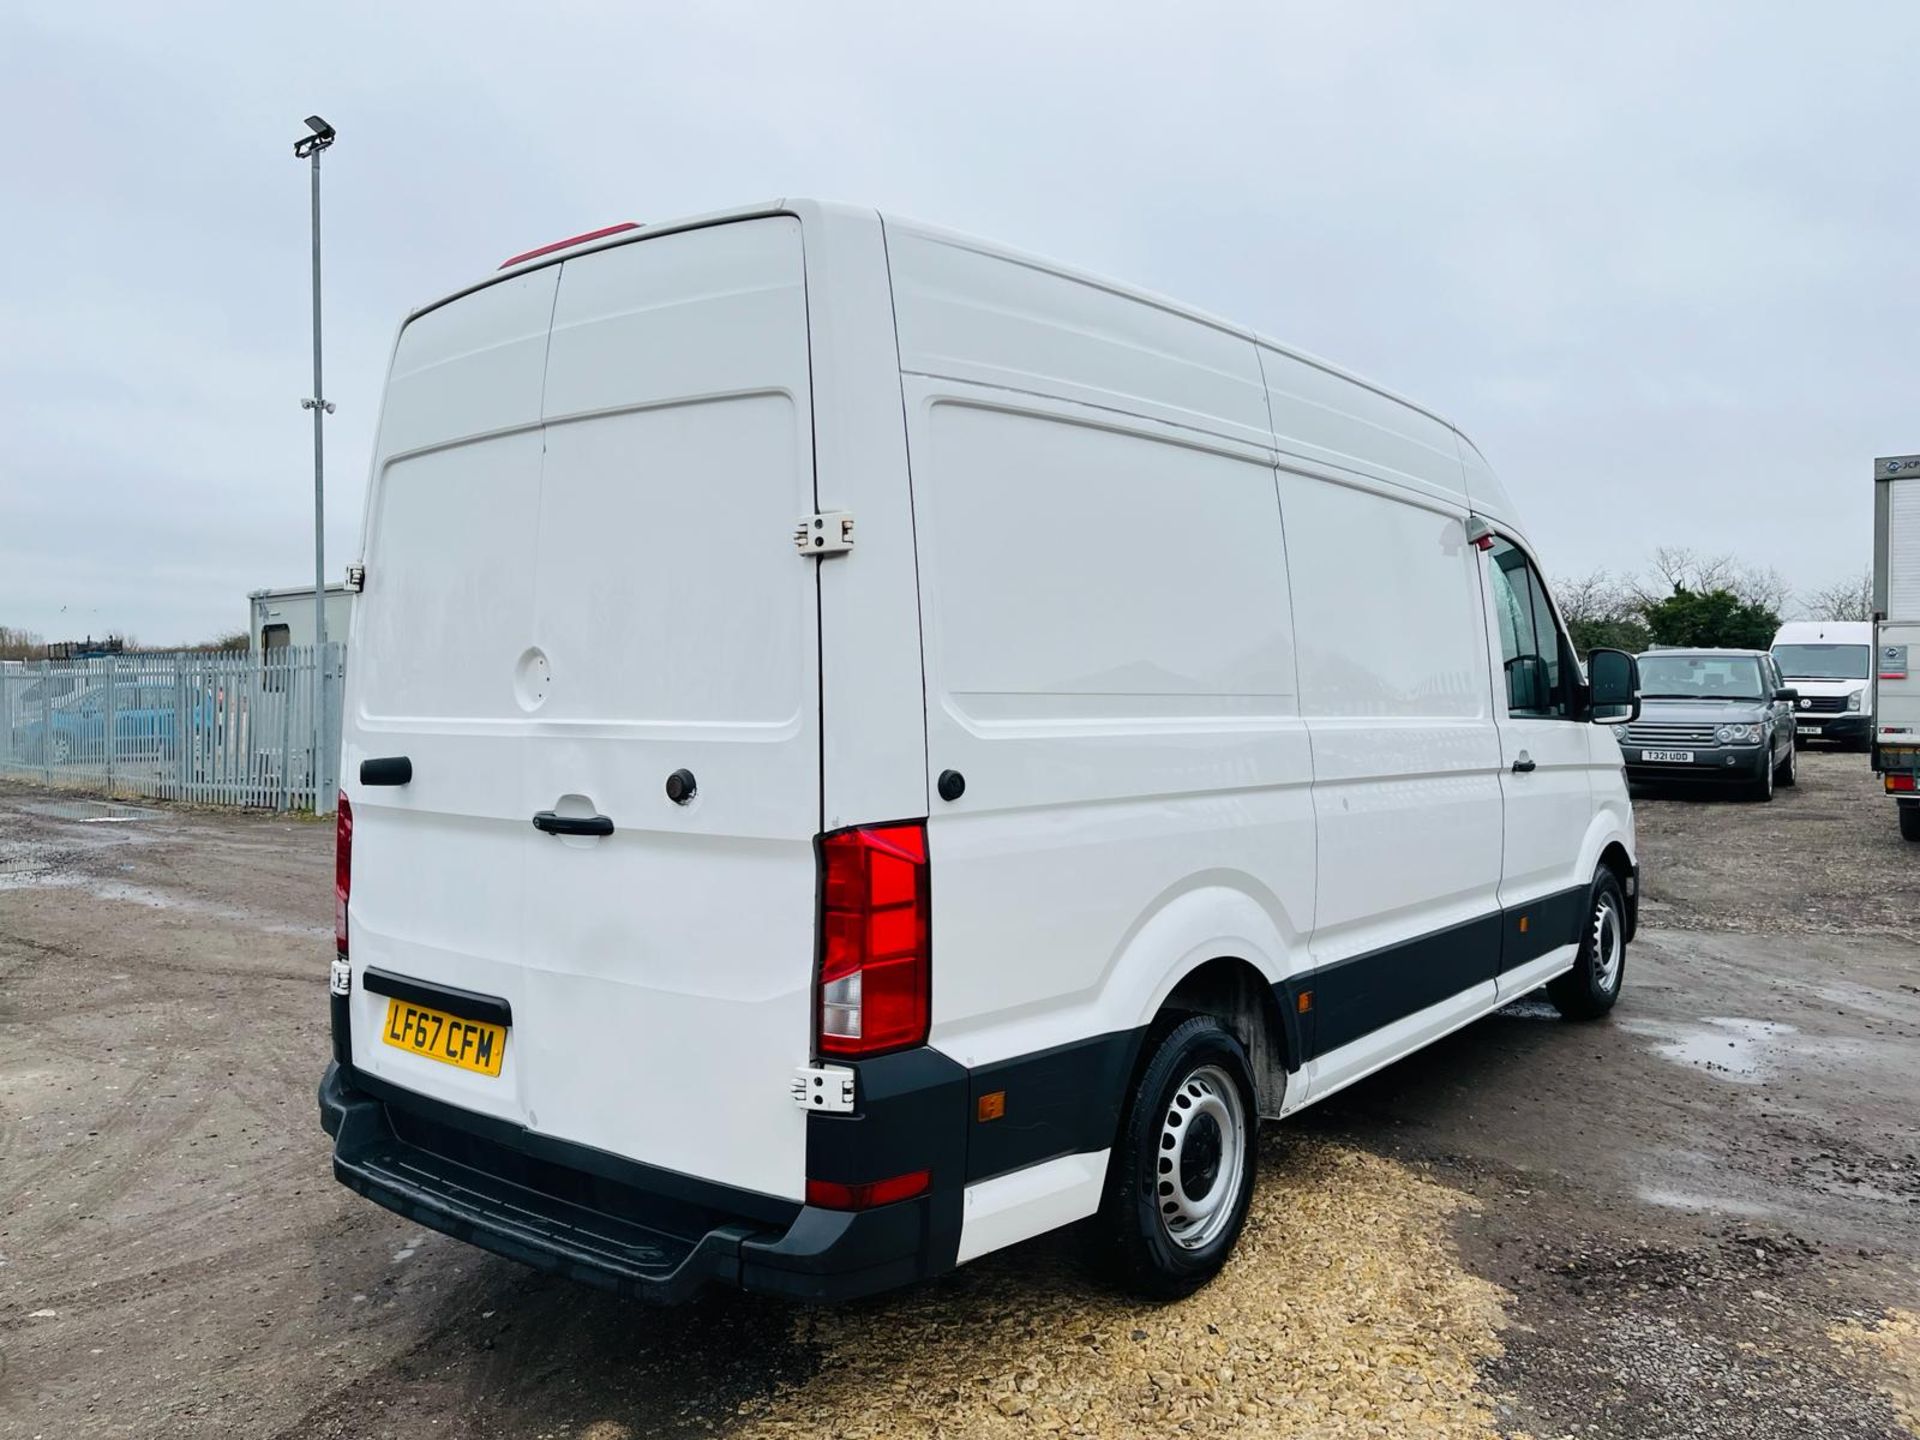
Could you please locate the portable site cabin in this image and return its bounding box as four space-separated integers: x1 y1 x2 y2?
249 584 355 656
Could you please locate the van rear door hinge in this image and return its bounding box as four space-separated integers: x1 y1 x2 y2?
791 1062 856 1112
794 511 854 556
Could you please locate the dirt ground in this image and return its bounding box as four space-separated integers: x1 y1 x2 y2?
1 749 1915 1439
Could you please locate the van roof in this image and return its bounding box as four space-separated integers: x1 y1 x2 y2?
427 198 1488 466
1772 619 1871 643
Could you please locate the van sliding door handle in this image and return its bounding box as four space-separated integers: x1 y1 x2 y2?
1511 754 1537 774
532 811 615 837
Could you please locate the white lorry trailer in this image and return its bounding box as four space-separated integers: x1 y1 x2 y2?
1871 454 1920 840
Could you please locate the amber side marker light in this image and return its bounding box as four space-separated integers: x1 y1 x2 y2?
1295 990 1313 1014
977 1090 1006 1123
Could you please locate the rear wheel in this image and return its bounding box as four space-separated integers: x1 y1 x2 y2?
1900 801 1920 843
1086 1015 1258 1299
1547 867 1627 1020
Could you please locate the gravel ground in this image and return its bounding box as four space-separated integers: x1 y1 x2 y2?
0 749 1915 1438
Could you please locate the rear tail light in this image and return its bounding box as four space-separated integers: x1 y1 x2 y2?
806 1170 930 1211
1887 774 1916 793
816 822 930 1057
335 791 352 956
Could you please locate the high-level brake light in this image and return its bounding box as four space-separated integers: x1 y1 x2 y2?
498 222 639 270
816 822 930 1057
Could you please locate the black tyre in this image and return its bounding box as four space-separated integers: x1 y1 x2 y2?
1086 1015 1258 1300
1547 867 1628 1020
1747 748 1776 802
1900 801 1920 843
1775 738 1797 787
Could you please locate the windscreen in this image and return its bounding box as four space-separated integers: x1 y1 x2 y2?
1773 643 1869 680
1639 654 1767 700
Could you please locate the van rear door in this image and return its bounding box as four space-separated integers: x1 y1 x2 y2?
344 217 820 1203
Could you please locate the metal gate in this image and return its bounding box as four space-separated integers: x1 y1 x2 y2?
0 646 343 813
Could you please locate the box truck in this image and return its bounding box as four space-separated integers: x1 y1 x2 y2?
1872 454 1920 839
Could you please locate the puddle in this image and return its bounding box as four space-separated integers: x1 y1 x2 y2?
20 800 159 824
1617 1016 1796 1084
1638 1186 1782 1219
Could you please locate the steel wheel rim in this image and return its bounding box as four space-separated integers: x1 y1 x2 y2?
1154 1063 1247 1251
1592 895 1624 994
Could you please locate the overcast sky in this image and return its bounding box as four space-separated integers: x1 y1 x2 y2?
1 2 1913 645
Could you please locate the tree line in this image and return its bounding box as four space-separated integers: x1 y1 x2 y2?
1555 548 1872 656
0 626 249 661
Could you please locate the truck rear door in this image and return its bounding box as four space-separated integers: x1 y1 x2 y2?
342 217 820 1203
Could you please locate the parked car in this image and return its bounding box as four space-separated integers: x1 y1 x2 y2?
1617 648 1798 799
11 683 182 765
1771 619 1872 750
320 201 1642 1305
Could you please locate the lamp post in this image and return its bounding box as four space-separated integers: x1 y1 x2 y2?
294 114 336 810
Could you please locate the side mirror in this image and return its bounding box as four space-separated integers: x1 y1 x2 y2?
1775 687 1799 703
1587 648 1640 724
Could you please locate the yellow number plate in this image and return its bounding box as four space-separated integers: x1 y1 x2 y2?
381 998 507 1077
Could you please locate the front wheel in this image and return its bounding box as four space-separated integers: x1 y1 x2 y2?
1900 801 1920 843
1547 867 1628 1020
1776 739 1797 787
1748 748 1776 802
1086 1015 1258 1299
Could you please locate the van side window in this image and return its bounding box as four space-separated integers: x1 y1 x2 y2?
1487 540 1573 719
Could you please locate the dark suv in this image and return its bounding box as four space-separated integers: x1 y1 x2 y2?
1615 648 1799 801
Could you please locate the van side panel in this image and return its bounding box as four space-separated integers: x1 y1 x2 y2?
1277 471 1504 1088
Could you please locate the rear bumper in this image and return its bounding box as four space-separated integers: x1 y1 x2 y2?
318 1061 946 1304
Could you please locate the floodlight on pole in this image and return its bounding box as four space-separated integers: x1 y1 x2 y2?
294 113 335 811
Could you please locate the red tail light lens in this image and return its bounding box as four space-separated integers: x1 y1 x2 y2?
335 791 352 956
806 1170 931 1211
817 822 929 1057
498 222 639 270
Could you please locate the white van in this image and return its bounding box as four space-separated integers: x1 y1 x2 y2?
319 201 1642 1302
1771 619 1873 748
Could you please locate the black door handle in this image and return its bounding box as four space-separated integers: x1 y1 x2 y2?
1512 756 1537 774
360 756 412 786
532 811 614 837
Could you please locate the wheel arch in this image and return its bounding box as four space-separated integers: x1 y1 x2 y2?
1158 955 1296 1120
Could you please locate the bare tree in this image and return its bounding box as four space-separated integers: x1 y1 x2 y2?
1803 568 1874 622
1626 547 1791 615
0 625 44 660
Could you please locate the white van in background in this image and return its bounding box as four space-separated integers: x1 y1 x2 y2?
1771 620 1873 749
318 201 1642 1302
